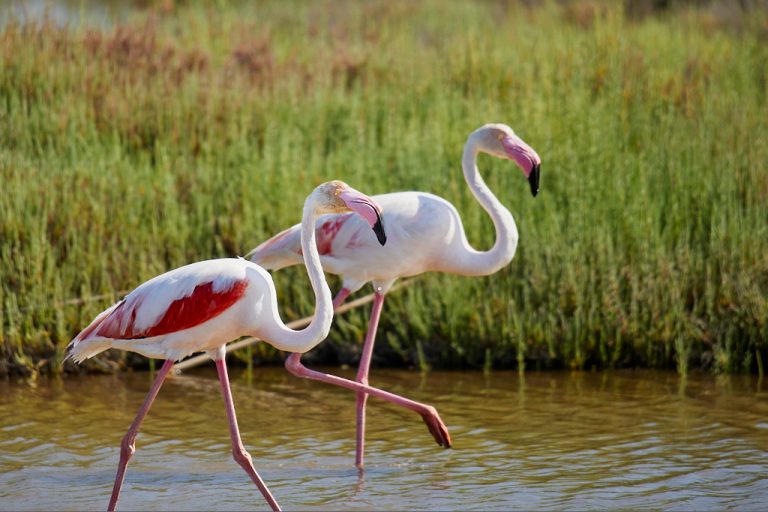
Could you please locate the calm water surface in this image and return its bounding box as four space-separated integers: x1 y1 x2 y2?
1 367 767 510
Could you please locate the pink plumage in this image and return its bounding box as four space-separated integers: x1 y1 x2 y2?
317 214 352 255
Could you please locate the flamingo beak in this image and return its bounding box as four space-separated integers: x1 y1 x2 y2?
372 215 386 246
501 135 541 197
339 189 387 246
528 163 540 197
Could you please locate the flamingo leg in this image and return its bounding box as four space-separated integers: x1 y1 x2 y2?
108 359 175 512
354 290 385 467
285 353 451 450
213 353 281 512
332 287 351 310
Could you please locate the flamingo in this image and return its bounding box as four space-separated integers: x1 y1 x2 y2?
247 123 541 468
66 180 427 511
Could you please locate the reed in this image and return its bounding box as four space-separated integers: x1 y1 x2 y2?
1 1 766 376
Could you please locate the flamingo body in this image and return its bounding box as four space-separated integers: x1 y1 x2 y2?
250 191 489 293
248 123 541 468
68 258 278 362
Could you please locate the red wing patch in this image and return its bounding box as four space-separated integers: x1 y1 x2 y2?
317 215 351 256
95 279 249 340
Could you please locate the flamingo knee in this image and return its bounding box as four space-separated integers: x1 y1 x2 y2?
232 445 254 469
119 434 136 461
284 353 304 377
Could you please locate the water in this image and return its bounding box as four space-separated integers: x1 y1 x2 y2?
0 0 136 28
2 367 767 510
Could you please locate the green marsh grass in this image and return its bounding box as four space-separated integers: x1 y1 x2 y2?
1 1 767 376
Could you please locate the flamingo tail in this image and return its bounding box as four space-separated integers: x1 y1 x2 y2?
64 302 120 364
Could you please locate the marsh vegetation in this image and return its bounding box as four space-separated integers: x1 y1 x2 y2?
1 1 767 376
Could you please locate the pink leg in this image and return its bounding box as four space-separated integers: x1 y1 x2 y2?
285 354 451 449
214 356 281 512
332 287 351 310
107 359 175 512
354 291 385 467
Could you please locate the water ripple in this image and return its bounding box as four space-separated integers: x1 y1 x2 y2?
1 369 767 510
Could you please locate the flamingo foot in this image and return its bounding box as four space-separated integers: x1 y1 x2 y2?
420 405 452 448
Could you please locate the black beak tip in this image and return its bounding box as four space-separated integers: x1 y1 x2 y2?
373 219 387 246
528 164 540 197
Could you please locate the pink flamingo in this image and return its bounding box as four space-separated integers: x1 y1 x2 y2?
64 180 445 511
247 123 541 468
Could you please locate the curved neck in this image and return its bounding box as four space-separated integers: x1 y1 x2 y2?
447 137 519 276
261 196 334 353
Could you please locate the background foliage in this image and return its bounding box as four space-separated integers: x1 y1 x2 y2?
1 0 767 376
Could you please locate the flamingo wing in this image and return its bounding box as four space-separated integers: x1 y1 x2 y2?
77 260 250 342
247 213 357 269
247 224 303 270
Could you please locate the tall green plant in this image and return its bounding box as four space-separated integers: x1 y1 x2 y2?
1 1 766 376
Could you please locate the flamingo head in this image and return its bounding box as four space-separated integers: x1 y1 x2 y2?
314 181 386 246
473 123 541 197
